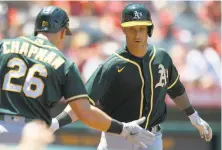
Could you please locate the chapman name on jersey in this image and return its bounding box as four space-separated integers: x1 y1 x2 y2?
2 38 65 69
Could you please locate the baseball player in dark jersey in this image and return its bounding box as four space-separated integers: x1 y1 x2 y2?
0 6 156 147
50 3 212 150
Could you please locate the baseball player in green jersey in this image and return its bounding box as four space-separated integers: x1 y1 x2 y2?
50 3 213 150
0 6 156 147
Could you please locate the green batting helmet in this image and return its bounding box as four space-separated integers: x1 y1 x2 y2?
121 3 154 37
34 6 72 36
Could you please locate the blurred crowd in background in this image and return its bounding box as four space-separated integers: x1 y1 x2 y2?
0 1 221 90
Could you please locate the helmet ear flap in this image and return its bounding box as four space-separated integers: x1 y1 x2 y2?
148 24 154 37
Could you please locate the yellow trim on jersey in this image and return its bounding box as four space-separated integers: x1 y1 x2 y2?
113 52 144 119
20 36 58 50
145 45 156 129
66 94 88 102
121 21 152 27
88 96 96 106
167 75 179 90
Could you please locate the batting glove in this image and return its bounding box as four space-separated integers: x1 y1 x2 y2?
120 117 155 148
189 111 212 141
49 118 59 133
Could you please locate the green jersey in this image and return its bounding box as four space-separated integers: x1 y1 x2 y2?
0 36 88 125
86 44 185 129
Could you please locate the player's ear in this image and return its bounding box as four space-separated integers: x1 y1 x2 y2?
60 29 66 40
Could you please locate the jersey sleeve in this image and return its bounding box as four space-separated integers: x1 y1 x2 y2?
63 63 88 103
85 64 113 106
167 56 185 99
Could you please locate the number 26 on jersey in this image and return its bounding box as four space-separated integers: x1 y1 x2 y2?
2 58 48 98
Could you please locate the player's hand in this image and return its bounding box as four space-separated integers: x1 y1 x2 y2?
49 118 59 132
120 117 155 148
18 120 55 150
189 111 212 141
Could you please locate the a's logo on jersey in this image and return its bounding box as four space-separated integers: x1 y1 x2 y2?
133 11 142 19
41 21 48 27
155 64 168 88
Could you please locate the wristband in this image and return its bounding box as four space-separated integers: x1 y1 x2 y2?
106 119 123 134
56 111 72 128
183 105 195 116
